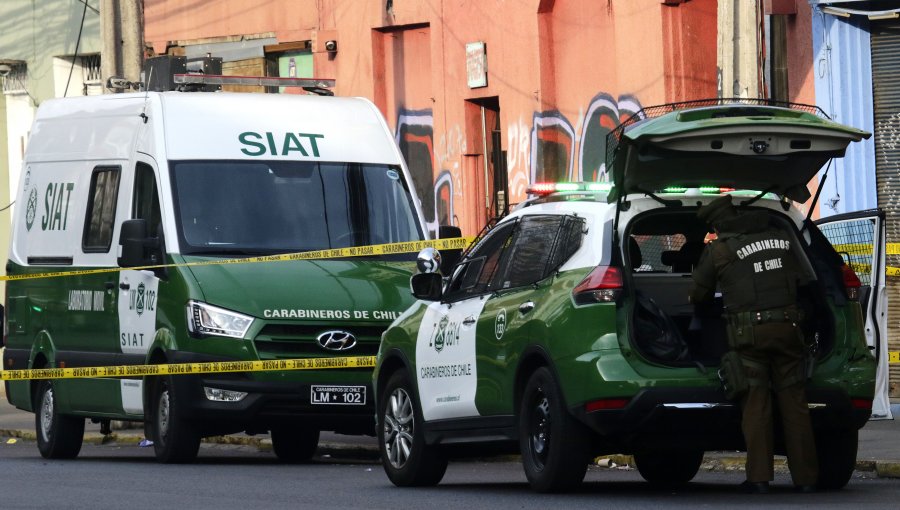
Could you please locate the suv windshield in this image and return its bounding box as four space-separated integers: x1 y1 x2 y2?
170 160 423 255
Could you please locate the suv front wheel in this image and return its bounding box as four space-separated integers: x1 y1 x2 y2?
519 367 591 492
378 370 448 486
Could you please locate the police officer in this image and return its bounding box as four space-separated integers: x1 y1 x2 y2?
690 195 817 494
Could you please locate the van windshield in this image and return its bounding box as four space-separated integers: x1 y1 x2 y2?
170 160 423 256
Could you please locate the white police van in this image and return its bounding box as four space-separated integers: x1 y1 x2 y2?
4 84 441 463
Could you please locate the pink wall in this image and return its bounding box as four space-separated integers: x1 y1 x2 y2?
144 0 718 235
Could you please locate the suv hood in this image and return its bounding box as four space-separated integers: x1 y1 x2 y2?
184 258 416 321
609 104 870 202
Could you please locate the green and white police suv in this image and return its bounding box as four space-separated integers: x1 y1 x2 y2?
3 88 441 463
374 100 883 492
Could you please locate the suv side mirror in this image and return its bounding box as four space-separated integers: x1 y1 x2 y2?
411 272 443 301
438 225 463 275
118 219 160 267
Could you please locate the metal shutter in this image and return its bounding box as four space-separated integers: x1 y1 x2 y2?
872 22 900 396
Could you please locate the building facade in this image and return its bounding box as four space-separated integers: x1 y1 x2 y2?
0 0 894 396
0 0 103 299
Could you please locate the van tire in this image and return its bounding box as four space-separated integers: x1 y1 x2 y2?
519 367 591 492
150 377 200 463
34 380 85 459
815 428 858 490
378 370 447 486
271 426 319 462
634 448 704 485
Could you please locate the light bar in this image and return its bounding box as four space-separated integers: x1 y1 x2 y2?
526 181 613 196
662 186 735 194
174 74 336 89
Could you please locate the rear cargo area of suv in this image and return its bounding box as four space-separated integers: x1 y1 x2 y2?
622 206 840 368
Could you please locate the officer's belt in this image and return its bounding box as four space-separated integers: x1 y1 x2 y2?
727 307 802 327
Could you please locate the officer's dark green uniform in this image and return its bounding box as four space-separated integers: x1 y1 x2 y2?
690 195 818 491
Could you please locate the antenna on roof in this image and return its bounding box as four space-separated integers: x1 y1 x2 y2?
140 65 153 124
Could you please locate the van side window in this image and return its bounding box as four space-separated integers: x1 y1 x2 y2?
133 163 162 237
82 166 121 252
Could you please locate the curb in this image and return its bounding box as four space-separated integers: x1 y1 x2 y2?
2 428 899 478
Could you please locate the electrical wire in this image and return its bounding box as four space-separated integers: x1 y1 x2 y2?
0 201 15 212
64 0 89 97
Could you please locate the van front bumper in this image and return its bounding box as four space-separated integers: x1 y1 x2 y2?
166 352 375 436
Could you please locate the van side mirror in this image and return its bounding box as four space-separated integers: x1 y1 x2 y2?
411 272 443 301
118 219 160 267
438 225 463 275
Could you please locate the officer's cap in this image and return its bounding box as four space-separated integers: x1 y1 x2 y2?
697 194 737 226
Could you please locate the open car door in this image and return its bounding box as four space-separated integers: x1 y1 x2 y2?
816 209 891 419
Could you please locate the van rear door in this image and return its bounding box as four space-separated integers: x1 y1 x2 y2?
815 209 890 419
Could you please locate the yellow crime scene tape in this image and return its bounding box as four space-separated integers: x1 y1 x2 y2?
829 242 900 277
0 236 475 282
0 356 376 381
0 238 473 380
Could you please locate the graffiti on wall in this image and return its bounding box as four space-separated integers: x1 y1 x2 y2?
396 109 454 234
396 93 642 233
507 93 643 200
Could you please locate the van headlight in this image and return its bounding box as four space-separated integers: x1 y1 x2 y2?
187 300 254 338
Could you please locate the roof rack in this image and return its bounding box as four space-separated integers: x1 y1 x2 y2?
173 74 336 95
604 97 830 171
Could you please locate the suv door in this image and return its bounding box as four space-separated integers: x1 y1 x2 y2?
414 220 517 422
474 214 585 416
815 209 890 419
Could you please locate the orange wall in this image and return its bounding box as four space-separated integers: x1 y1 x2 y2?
144 0 719 234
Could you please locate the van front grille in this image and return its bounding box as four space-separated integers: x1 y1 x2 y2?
253 323 384 360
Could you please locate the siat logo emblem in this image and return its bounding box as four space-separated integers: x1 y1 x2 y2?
135 283 146 315
316 330 357 351
25 187 38 231
24 171 36 232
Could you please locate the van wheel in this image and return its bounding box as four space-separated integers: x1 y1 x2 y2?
378 371 447 486
815 428 858 490
634 449 704 485
271 426 319 462
150 377 200 463
519 367 591 493
34 380 84 459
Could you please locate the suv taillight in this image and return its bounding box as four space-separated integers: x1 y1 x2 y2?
573 266 624 305
841 264 861 301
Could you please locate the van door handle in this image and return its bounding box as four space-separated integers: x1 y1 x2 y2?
105 281 116 290
462 316 476 326
518 301 535 314
119 282 130 291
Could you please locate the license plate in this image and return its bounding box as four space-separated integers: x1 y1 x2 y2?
310 385 366 405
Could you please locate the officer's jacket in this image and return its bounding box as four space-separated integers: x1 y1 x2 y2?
690 211 806 313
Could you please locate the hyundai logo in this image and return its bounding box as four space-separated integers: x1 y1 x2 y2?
316 330 357 351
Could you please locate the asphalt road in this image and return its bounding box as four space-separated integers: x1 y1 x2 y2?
1 440 898 510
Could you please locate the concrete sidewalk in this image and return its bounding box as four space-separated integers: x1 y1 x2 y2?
2 382 898 478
